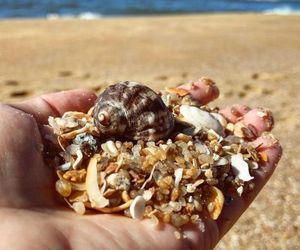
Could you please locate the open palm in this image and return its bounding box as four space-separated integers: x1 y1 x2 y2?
0 86 281 250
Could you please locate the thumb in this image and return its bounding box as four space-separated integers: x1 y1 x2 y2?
9 89 97 124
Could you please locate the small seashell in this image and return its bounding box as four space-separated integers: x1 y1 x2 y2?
206 186 224 220
93 81 175 141
230 153 254 181
129 195 146 220
179 105 224 135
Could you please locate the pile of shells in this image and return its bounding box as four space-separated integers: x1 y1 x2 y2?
47 80 266 235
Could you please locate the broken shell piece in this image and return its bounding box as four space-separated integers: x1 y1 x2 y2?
101 140 119 157
206 186 224 220
231 153 254 181
130 195 146 220
86 156 109 208
179 105 224 135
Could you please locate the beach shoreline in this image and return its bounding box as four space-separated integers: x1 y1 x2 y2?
0 13 299 249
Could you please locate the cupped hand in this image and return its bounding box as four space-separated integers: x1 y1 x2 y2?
0 83 281 250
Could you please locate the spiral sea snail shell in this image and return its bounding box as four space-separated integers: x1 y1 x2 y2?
92 81 175 141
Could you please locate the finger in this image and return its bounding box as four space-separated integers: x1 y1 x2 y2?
219 104 250 123
216 135 282 237
177 77 220 105
9 89 97 124
241 108 274 136
220 105 274 138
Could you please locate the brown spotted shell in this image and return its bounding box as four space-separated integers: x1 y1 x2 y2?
93 81 175 141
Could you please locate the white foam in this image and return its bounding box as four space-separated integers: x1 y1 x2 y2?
47 12 102 20
264 6 300 15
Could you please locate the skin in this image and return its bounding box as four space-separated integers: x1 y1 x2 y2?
0 85 282 250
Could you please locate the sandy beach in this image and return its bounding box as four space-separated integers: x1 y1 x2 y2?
0 14 299 249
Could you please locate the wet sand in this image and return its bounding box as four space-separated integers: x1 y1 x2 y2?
0 14 299 249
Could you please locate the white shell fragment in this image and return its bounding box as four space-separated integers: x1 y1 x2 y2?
129 195 146 220
101 140 119 157
86 156 109 208
179 105 224 135
174 168 183 187
72 149 83 169
231 153 254 181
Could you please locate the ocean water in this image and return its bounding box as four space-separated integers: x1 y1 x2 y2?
0 0 300 18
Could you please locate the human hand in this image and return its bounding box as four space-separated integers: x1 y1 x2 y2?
0 83 281 250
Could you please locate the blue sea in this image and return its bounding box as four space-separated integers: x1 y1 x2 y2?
0 0 300 19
